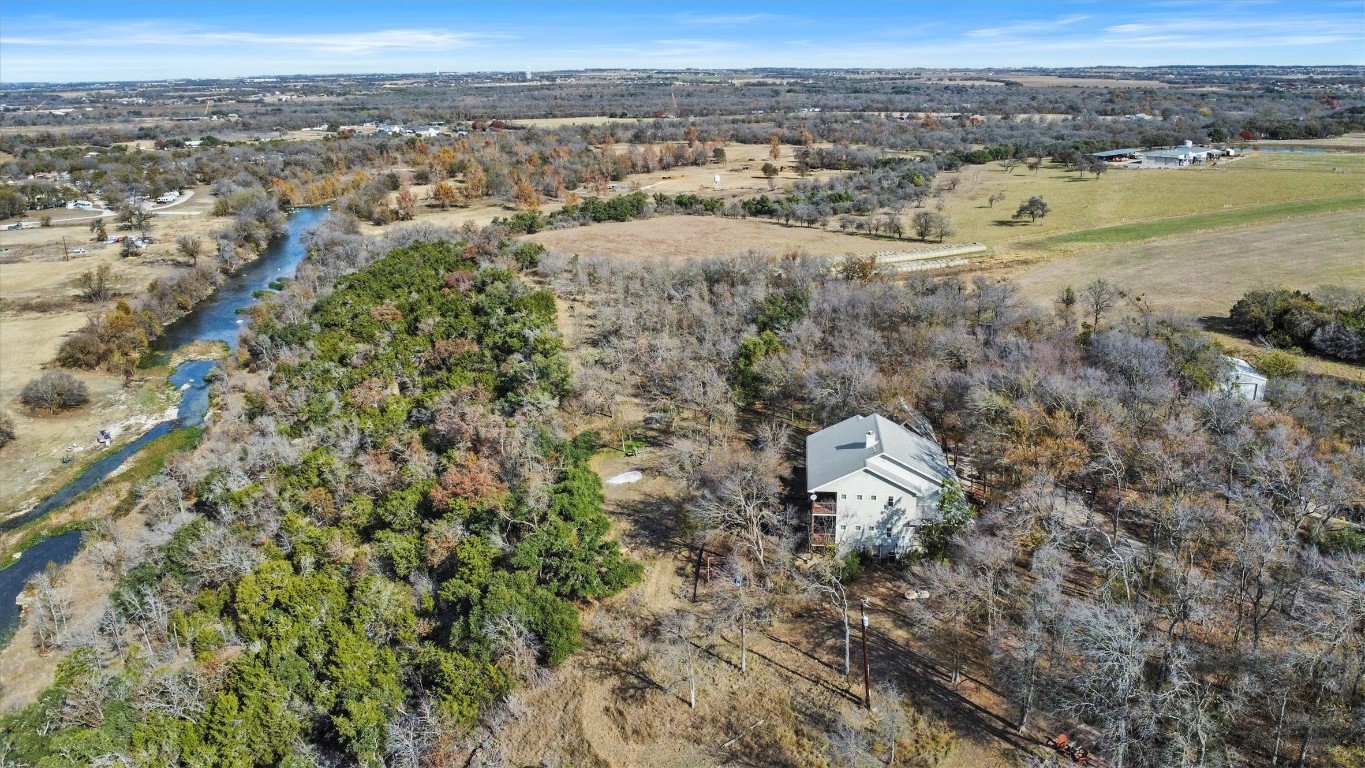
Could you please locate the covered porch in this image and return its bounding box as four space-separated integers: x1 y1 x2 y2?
810 494 836 548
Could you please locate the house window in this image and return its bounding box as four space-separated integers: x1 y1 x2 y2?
839 524 847 531
870 495 877 501
855 525 862 532
856 495 863 500
886 528 893 537
840 494 847 499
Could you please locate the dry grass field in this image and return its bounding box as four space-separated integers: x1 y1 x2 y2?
505 115 642 128
1003 210 1365 382
0 188 216 514
527 216 931 261
1006 209 1364 316
1249 132 1365 151
935 152 1365 255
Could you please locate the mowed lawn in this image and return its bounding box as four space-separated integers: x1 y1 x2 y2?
938 152 1365 253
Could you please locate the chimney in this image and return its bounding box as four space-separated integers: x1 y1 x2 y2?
1184 139 1194 148
865 430 878 450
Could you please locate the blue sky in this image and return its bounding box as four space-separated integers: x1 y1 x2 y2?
1 1 1361 83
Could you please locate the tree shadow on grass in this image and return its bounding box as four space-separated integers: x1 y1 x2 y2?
864 625 1036 753
1197 315 1238 332
608 492 689 554
992 219 1035 227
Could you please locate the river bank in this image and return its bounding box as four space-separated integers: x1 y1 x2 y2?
0 206 327 648
0 186 223 513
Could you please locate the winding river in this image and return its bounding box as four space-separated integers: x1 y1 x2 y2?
0 206 326 642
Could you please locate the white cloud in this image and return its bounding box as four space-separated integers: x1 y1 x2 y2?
965 14 1090 39
677 13 776 25
1 22 502 55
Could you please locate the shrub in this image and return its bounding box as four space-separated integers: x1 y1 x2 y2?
1256 349 1300 378
20 372 90 413
0 412 15 447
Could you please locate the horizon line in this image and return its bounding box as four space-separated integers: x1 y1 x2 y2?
5 63 1364 87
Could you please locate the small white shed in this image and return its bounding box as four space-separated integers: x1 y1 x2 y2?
1223 356 1268 401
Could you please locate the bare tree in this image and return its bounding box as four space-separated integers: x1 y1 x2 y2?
20 372 89 413
804 557 855 675
873 682 913 766
825 708 879 768
657 610 707 709
175 234 203 265
711 555 774 675
1081 278 1123 328
482 612 544 685
691 449 781 571
1061 602 1157 768
26 571 72 649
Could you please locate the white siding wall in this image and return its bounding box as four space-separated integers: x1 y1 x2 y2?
823 471 940 556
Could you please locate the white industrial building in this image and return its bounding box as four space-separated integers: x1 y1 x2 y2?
1092 141 1236 168
1140 141 1229 168
806 414 956 557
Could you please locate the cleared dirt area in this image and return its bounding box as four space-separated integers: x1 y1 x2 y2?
1004 208 1365 321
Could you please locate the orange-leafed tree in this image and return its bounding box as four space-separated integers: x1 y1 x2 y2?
432 181 461 210
511 175 541 211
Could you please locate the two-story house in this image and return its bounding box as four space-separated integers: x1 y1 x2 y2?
806 414 956 556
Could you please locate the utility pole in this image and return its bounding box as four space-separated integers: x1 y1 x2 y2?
61 236 68 261
860 597 872 709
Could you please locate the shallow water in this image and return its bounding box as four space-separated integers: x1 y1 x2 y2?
1249 147 1329 154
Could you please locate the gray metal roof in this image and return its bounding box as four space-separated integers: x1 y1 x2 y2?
1224 355 1267 384
1144 146 1219 159
1092 148 1143 157
806 414 954 493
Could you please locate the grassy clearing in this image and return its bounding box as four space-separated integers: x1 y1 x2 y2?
116 427 202 492
505 115 647 128
1019 194 1365 250
936 152 1365 253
